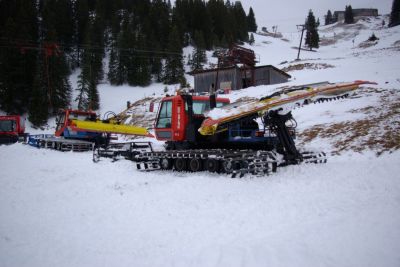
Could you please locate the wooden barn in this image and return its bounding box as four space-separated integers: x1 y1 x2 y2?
189 65 291 93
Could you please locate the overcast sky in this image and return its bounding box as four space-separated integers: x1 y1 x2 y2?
239 0 393 32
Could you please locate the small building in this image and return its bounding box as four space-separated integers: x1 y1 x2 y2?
189 65 291 93
333 8 378 22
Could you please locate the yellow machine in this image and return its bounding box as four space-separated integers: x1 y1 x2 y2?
28 109 153 153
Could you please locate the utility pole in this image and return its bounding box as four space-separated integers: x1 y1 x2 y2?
274 25 278 37
296 24 305 61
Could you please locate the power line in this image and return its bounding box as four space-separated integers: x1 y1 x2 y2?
0 37 183 56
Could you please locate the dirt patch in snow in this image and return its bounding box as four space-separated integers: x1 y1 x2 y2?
299 88 400 155
357 40 378 49
320 21 368 34
257 31 283 38
319 20 369 46
319 38 337 46
281 63 335 72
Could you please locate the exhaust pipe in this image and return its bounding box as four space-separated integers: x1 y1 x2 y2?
209 83 216 110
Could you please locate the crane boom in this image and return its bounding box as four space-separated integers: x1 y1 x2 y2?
199 80 377 136
70 119 153 137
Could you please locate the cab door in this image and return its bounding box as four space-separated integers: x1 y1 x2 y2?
155 99 173 140
154 96 187 141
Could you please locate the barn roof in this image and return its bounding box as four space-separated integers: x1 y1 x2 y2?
188 64 291 78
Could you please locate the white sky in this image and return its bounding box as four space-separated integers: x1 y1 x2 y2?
239 0 393 32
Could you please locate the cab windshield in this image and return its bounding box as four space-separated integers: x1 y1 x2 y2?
156 99 227 129
69 112 93 121
188 100 227 115
0 120 16 132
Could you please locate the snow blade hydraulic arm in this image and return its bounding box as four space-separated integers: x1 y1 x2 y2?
264 110 302 164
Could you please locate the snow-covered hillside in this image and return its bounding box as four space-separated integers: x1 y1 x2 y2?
1 16 400 267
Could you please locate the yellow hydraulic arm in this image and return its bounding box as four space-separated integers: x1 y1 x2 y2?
70 119 153 137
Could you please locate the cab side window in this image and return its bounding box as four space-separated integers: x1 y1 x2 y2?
156 100 172 128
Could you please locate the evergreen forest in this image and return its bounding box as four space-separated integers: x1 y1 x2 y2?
0 0 257 126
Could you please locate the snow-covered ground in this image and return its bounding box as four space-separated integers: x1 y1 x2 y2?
1 16 400 267
1 144 399 267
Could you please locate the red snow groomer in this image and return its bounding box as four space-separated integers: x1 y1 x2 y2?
0 115 27 144
135 80 377 177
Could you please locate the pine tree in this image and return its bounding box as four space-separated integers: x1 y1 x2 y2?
129 32 152 87
0 18 22 114
249 33 255 45
247 7 257 32
53 0 74 52
191 30 207 71
232 1 248 42
75 17 102 110
389 0 400 27
207 0 227 46
40 1 72 114
108 44 125 85
188 0 213 50
74 0 90 65
305 10 320 51
149 0 171 51
204 0 257 47
46 50 72 112
0 1 38 115
29 87 49 127
89 2 106 82
109 13 130 86
148 33 163 83
325 10 333 25
75 61 100 111
368 33 379 41
163 26 185 85
75 73 89 110
76 70 99 111
124 28 145 86
29 57 49 127
345 5 354 24
221 3 236 47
